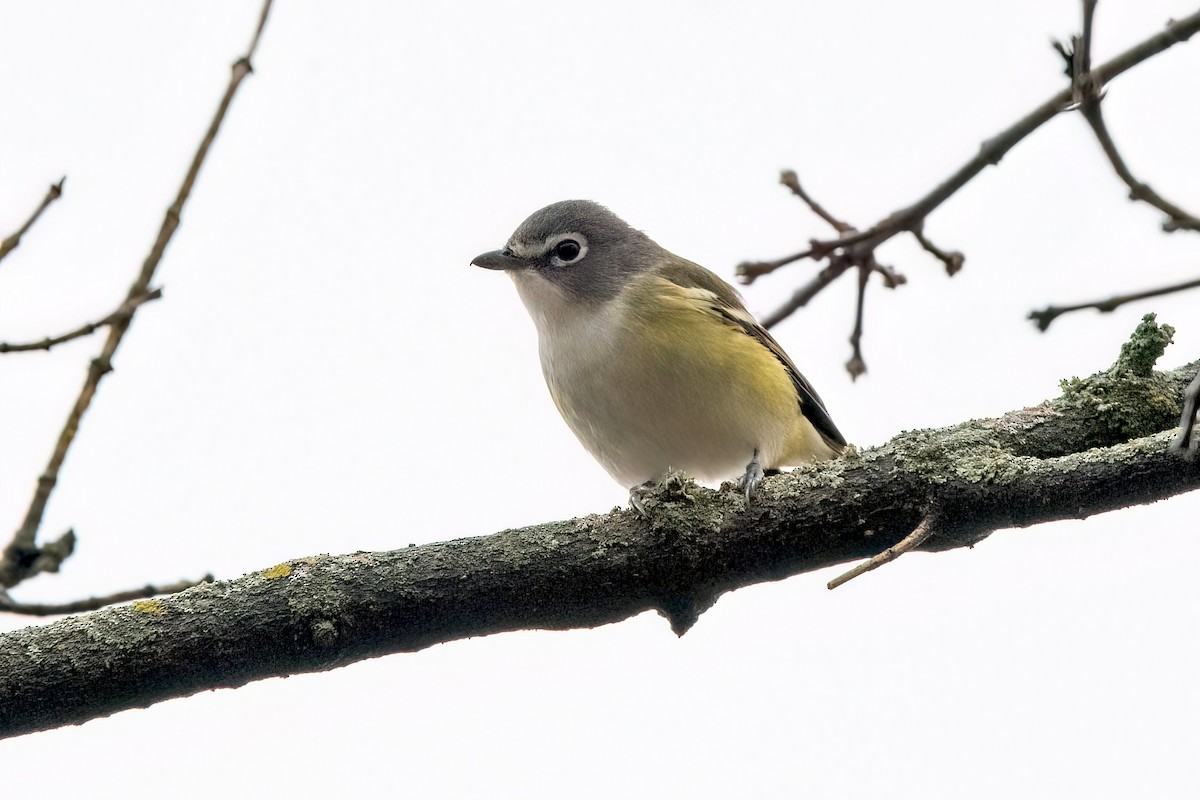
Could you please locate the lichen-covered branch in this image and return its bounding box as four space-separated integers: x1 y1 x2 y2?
0 317 1195 740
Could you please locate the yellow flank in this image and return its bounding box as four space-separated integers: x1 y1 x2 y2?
578 274 830 482
650 280 797 417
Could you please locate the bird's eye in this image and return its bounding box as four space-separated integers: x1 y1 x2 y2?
553 239 582 262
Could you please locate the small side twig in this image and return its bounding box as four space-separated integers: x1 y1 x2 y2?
779 170 855 234
1171 367 1200 460
758 256 854 329
0 177 66 265
1081 96 1200 233
0 574 214 617
828 508 941 589
1029 275 1200 331
911 225 965 276
0 289 163 354
871 261 908 289
845 262 871 380
736 246 817 283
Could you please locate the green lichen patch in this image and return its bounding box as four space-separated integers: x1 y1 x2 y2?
1058 315 1179 442
1112 313 1175 378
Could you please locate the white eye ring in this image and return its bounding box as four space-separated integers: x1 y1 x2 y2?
547 233 588 267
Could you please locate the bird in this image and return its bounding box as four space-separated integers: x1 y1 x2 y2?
472 199 846 510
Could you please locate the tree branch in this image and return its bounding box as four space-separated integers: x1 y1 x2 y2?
0 0 274 593
0 177 65 265
1 318 1194 740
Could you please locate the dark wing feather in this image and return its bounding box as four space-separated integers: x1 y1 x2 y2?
658 256 847 450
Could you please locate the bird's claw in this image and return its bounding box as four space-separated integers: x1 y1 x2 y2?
629 481 655 516
737 451 765 504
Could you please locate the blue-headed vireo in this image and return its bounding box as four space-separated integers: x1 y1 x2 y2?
472 200 846 509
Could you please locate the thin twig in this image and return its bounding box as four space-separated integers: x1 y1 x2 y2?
779 170 856 234
845 262 871 380
758 256 854 329
0 575 213 617
828 510 940 590
1170 367 1200 460
0 0 274 592
1029 275 1200 331
735 170 856 283
871 261 908 289
1079 0 1097 78
911 225 965 276
1080 94 1200 232
735 247 816 282
0 177 65 265
0 289 163 354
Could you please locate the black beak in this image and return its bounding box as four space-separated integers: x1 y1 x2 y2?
471 249 524 271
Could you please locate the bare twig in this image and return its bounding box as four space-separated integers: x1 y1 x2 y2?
0 0 275 595
828 508 940 590
779 170 855 234
871 261 908 289
1080 95 1200 232
1029 275 1200 331
911 225 965 276
0 177 65 265
758 256 854 329
735 247 817 283
845 262 871 380
0 574 213 617
747 185 905 375
734 171 855 283
1079 0 1097 76
1171 367 1200 460
0 289 163 354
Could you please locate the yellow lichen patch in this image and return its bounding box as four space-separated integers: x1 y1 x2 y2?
261 562 293 580
132 599 166 615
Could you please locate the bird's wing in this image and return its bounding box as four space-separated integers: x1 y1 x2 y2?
655 256 847 450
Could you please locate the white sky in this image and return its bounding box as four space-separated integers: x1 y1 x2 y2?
2 2 1199 797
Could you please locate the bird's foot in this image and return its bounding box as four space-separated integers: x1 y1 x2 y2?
736 450 765 504
629 481 656 516
629 471 694 515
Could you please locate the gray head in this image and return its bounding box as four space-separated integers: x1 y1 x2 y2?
472 200 665 302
